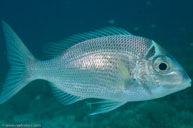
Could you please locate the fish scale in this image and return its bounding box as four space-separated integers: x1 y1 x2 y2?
34 36 153 101
64 35 152 61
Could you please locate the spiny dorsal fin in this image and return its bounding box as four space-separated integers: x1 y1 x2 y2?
43 26 132 58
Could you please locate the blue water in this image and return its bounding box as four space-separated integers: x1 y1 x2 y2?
0 0 193 127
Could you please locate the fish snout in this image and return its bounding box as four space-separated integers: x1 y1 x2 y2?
181 71 192 88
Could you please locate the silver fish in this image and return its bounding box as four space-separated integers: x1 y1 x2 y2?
0 21 191 115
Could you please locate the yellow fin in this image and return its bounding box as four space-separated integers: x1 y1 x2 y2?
117 59 132 90
118 59 130 79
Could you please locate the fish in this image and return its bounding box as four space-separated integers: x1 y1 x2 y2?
0 21 192 115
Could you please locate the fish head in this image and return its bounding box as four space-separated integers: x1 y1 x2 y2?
145 42 192 98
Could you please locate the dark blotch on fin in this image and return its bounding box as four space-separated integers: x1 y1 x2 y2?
145 46 155 59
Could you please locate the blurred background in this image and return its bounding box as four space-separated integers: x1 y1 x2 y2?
0 0 193 127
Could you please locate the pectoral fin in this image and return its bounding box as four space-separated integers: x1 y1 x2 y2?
117 59 137 90
118 59 130 79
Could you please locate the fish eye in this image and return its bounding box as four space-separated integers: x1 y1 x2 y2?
153 56 172 74
159 63 168 71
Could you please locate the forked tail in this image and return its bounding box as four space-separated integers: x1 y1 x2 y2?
0 21 36 104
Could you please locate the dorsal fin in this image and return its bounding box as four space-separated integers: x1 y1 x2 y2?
43 26 132 58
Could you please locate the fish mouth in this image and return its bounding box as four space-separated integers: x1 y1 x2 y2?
181 69 192 88
179 77 192 89
185 78 192 87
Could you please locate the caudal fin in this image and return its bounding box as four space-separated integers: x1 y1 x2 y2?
0 21 36 104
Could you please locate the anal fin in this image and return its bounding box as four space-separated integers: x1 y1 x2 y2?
87 99 126 115
50 83 83 105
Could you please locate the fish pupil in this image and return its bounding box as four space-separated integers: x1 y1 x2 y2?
159 63 167 71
